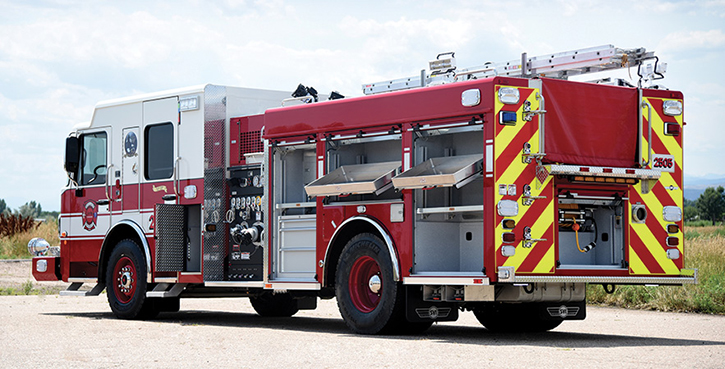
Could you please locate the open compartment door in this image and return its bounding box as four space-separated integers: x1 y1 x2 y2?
304 161 401 197
392 154 483 190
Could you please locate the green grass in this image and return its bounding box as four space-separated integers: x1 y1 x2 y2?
587 225 725 314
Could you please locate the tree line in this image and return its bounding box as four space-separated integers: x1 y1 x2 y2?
0 199 59 220
685 186 725 225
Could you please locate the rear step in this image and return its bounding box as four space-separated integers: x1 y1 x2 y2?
60 282 106 296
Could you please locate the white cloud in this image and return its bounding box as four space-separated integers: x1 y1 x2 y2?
659 29 725 52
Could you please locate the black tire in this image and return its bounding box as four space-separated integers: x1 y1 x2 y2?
473 303 562 333
106 239 159 319
250 293 299 317
335 233 405 335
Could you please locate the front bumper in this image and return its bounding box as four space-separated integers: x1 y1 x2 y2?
32 257 61 281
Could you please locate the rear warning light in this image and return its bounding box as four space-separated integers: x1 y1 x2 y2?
499 111 517 125
626 169 635 174
603 168 613 173
667 224 680 234
666 237 679 246
579 167 590 172
502 232 516 243
664 122 681 136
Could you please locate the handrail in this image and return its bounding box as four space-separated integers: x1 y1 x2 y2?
104 163 114 203
641 100 652 167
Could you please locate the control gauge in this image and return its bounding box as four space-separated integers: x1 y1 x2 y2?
252 175 261 188
124 131 138 156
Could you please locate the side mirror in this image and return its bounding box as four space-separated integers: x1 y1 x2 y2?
64 136 80 174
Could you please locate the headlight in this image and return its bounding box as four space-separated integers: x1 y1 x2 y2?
28 238 50 256
663 100 682 116
498 87 520 104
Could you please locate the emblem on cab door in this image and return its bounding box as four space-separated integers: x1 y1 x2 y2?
82 201 98 231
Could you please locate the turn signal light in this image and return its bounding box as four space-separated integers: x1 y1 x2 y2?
502 219 516 229
666 237 679 246
667 224 680 234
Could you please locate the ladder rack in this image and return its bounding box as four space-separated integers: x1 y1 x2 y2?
362 45 657 95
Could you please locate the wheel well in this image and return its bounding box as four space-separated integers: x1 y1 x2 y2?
323 220 385 289
98 223 146 283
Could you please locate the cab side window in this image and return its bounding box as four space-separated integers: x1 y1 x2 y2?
80 132 107 186
145 122 174 180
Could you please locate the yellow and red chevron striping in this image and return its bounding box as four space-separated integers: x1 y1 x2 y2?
494 84 555 275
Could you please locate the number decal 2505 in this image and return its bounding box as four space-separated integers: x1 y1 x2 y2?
652 154 675 173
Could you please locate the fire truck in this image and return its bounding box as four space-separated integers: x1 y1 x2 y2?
29 44 696 334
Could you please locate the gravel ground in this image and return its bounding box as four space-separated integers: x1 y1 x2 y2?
1 260 724 368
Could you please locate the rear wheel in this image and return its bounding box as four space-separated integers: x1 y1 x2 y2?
335 233 404 334
106 239 159 319
250 293 299 317
473 303 562 332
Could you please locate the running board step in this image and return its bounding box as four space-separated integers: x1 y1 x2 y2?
60 282 106 296
146 283 187 298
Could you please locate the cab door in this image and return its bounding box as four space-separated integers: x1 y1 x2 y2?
70 129 113 257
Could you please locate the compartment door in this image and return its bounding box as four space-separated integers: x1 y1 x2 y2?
493 83 555 275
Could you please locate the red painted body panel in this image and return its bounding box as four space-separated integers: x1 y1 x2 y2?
263 77 524 140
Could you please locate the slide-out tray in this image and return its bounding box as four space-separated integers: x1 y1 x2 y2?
392 154 483 189
305 161 401 197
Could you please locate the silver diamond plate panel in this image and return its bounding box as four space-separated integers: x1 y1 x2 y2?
203 85 228 281
155 204 186 272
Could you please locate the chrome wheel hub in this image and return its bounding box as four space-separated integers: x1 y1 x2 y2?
368 274 381 294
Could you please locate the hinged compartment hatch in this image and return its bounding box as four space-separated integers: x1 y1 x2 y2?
393 154 483 189
304 161 401 197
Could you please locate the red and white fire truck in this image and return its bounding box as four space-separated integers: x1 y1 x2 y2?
29 45 696 334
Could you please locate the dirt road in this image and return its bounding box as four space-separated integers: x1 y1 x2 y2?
1 260 724 368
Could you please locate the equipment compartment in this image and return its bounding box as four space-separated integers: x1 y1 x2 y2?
556 186 627 269
410 125 485 274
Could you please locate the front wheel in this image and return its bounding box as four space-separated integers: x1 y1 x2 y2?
335 233 404 334
106 239 159 319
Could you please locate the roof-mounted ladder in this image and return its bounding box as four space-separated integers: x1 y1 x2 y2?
362 45 659 95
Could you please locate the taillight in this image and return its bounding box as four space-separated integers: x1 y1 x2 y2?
664 122 680 136
667 224 680 234
666 236 679 246
502 232 516 243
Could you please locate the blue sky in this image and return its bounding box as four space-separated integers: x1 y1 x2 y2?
1 0 723 211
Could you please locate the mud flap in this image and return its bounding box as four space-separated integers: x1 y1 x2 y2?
536 300 586 320
404 286 459 323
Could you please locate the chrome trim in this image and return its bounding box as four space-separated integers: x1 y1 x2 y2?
204 281 266 288
323 216 401 284
403 276 490 285
265 282 321 290
103 219 153 283
509 275 697 285
67 278 97 283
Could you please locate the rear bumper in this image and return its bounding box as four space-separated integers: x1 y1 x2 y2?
32 257 61 281
498 268 698 286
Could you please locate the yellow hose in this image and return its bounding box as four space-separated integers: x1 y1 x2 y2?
573 223 586 253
